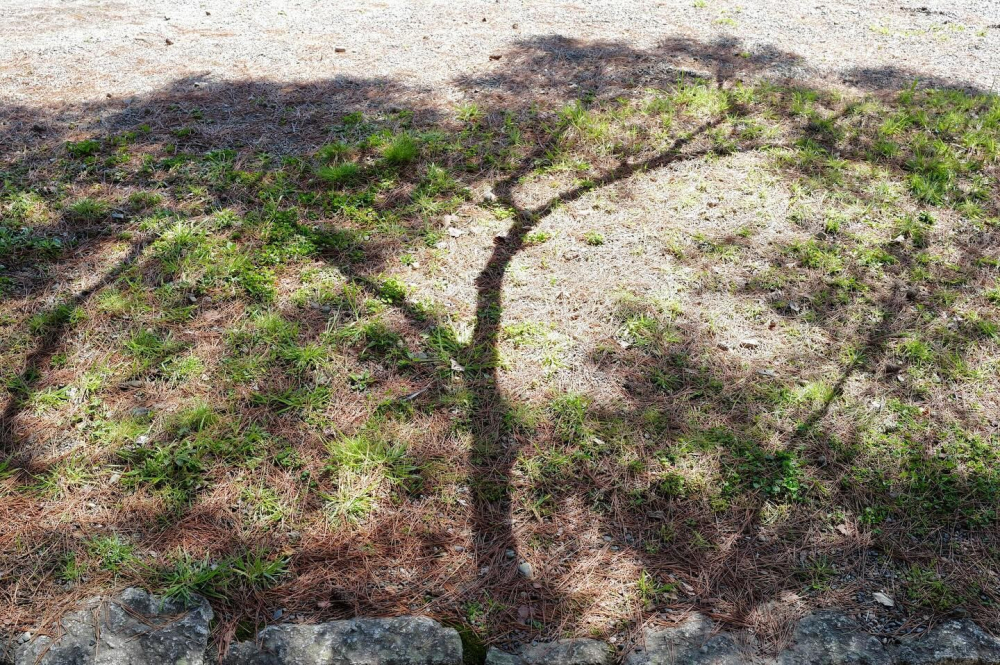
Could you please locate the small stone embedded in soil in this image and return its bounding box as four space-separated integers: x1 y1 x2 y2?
873 591 895 607
739 338 760 348
518 561 534 579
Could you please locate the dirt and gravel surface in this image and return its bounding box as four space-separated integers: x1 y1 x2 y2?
2 0 998 109
3 0 1000 659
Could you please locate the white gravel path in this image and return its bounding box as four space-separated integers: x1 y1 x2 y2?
1 0 998 108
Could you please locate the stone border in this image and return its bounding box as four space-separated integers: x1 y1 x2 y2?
9 590 1000 664
12 588 212 665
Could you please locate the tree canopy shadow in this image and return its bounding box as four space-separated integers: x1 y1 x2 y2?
2 32 1000 659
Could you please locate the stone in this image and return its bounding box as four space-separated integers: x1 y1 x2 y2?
517 562 534 579
16 593 1000 665
894 618 1000 664
777 611 891 665
625 614 743 665
486 647 524 665
488 639 612 665
14 588 212 665
224 616 462 665
519 639 612 665
872 592 894 607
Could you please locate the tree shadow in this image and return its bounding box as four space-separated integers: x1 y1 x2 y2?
2 31 999 659
841 65 999 96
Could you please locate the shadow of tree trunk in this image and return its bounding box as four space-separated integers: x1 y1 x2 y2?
466 115 730 603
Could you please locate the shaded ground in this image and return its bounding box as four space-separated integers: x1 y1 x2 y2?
2 2 1000 661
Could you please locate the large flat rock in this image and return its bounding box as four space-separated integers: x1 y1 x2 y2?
624 614 744 665
14 588 212 665
894 619 1000 665
485 638 612 665
223 616 462 665
778 611 891 665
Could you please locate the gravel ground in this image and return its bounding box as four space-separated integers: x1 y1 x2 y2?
1 0 998 109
